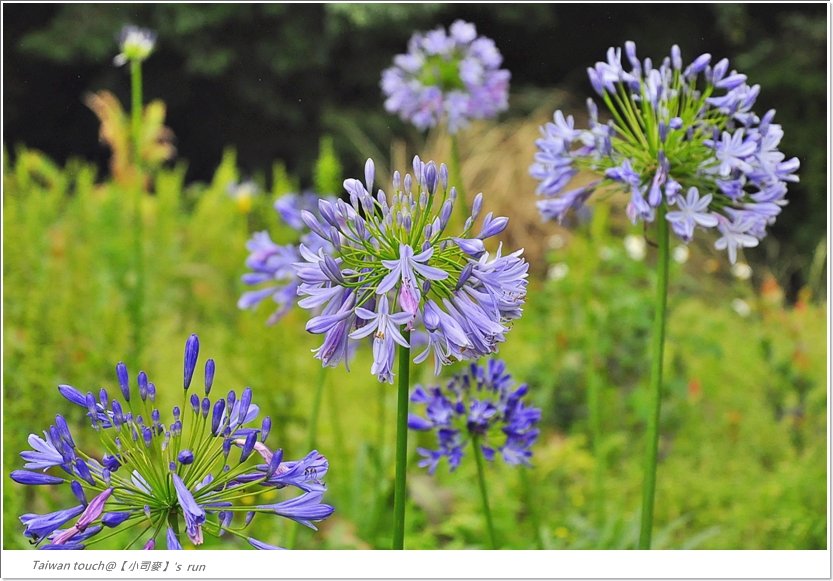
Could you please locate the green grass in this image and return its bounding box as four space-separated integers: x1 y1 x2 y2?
3 146 826 550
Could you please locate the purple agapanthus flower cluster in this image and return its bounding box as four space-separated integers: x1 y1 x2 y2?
408 359 541 473
295 157 528 383
381 20 510 134
10 335 333 550
239 192 335 324
530 41 799 263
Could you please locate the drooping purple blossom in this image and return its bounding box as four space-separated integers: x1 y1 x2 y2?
530 41 799 263
10 335 334 550
239 192 337 324
381 20 510 134
408 359 541 473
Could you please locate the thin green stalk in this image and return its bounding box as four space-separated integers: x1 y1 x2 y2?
129 59 145 365
306 365 328 451
471 435 498 549
325 369 348 463
586 345 605 523
519 468 544 549
371 378 387 536
392 331 411 550
130 60 142 162
449 133 469 221
638 205 670 549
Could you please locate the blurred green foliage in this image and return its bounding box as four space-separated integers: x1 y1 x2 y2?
3 138 825 548
3 4 826 291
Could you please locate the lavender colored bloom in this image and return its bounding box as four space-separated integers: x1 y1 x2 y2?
116 362 130 401
295 158 527 383
248 538 284 550
172 474 206 545
257 491 334 531
239 192 338 325
350 295 412 383
715 215 760 264
409 359 540 473
20 432 65 471
11 470 65 486
177 450 194 465
530 41 799 263
58 384 87 407
378 244 448 315
51 489 114 545
166 527 182 550
381 20 510 133
263 450 328 493
20 505 85 542
101 512 132 528
204 359 215 395
666 188 719 242
11 335 334 550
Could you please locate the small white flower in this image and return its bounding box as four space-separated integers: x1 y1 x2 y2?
547 234 566 250
672 245 689 264
547 263 569 281
227 180 260 213
731 298 751 317
731 262 752 280
114 25 156 66
624 234 646 261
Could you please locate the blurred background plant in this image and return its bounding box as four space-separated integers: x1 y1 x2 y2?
3 3 827 550
4 3 825 295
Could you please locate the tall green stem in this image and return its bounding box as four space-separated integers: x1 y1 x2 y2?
371 378 387 535
638 206 670 549
449 133 469 222
286 365 330 550
306 364 328 451
519 468 544 549
130 60 142 162
392 331 411 550
471 435 498 549
587 345 605 523
129 59 145 365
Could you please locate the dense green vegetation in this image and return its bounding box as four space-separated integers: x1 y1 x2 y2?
3 139 825 549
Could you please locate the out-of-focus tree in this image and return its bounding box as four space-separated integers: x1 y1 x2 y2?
4 3 825 292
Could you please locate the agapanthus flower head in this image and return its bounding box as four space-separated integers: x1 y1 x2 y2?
10 334 334 550
295 157 527 383
530 41 799 263
408 359 540 473
239 191 336 324
381 20 510 134
114 25 156 67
